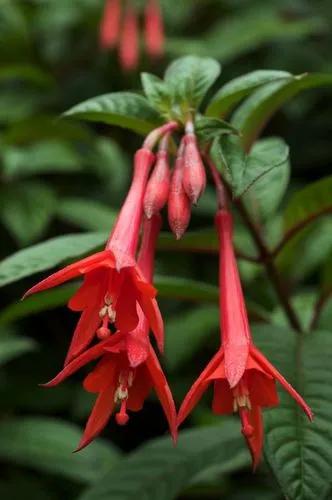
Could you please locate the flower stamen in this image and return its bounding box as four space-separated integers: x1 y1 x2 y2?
114 370 134 425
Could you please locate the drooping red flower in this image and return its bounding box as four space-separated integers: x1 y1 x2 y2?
119 3 139 71
42 215 176 450
144 0 164 58
24 148 163 365
100 0 121 49
178 209 313 469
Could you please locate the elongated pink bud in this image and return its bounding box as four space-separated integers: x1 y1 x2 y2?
144 0 164 58
100 0 121 49
107 148 155 260
168 143 191 239
119 5 139 71
183 132 206 204
144 135 171 218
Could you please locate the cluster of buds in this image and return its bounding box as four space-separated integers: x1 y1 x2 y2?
143 120 206 239
100 0 164 70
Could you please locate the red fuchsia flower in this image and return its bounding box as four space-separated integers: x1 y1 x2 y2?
100 0 121 49
144 133 171 219
42 214 177 450
119 3 139 71
24 141 165 365
182 121 206 205
168 140 192 240
144 0 164 58
178 209 313 469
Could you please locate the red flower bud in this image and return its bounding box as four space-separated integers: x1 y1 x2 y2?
119 5 139 71
182 132 206 204
100 0 121 49
144 0 164 58
168 143 191 239
144 136 171 218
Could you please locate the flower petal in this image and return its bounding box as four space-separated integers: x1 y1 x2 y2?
24 251 113 298
250 345 313 420
76 383 116 451
245 405 264 470
145 347 177 442
137 293 164 352
177 349 223 427
41 337 122 387
212 379 233 414
83 354 119 393
114 278 139 332
127 364 152 411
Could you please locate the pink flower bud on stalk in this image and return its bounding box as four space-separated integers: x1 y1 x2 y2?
100 0 121 49
144 0 164 58
144 133 171 218
168 140 191 239
182 121 206 204
119 4 139 71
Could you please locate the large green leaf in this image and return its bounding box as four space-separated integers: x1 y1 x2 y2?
57 198 117 231
0 182 57 245
64 92 161 135
212 136 289 206
166 6 323 63
165 305 219 371
0 232 106 288
0 332 36 364
164 56 221 110
1 140 82 180
253 325 332 500
231 73 332 150
0 417 120 484
282 176 332 243
206 70 291 117
141 73 172 117
79 421 249 500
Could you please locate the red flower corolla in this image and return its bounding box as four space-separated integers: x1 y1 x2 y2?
24 148 163 365
168 140 191 240
100 0 121 49
119 3 139 71
42 215 176 450
178 209 313 469
182 125 206 205
144 0 164 58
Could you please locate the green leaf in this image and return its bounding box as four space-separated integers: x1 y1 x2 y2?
0 417 120 484
232 73 332 150
212 136 289 204
64 92 162 135
165 305 219 371
0 232 106 288
141 73 172 116
283 175 332 238
2 140 82 180
57 198 117 231
195 116 238 143
206 70 291 117
0 182 57 245
156 276 219 303
253 325 332 500
0 284 77 325
0 333 36 365
164 56 221 110
79 421 249 500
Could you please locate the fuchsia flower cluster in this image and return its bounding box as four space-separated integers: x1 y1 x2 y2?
25 121 312 467
100 0 164 70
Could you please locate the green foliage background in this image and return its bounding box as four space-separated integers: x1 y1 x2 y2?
0 0 332 499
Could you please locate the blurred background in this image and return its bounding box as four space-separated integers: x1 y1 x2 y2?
0 0 332 499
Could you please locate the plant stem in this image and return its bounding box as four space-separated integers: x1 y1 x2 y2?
235 198 304 334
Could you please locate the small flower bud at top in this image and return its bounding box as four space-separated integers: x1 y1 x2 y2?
168 142 191 239
182 132 206 204
144 135 171 218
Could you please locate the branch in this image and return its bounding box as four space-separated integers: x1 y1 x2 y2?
272 207 332 257
310 290 331 331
